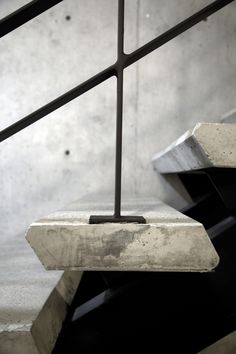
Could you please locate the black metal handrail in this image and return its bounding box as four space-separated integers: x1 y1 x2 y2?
0 0 234 223
0 0 63 38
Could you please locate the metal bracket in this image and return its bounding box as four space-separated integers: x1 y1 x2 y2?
89 215 146 224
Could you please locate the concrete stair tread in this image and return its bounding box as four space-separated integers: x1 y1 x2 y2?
26 198 219 272
0 235 82 354
198 331 236 354
152 123 236 173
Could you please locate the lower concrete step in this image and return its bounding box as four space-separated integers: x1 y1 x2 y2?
198 331 236 354
26 198 219 272
0 235 82 354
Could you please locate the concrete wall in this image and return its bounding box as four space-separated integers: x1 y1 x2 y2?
0 0 236 240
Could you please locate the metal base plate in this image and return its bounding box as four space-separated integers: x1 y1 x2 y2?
89 215 146 224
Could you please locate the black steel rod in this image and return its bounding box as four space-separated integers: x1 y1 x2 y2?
0 0 234 143
0 65 115 142
125 0 235 67
0 0 63 38
89 0 146 225
114 0 125 218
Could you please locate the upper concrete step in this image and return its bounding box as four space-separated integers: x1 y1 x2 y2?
152 123 236 173
0 235 82 354
26 198 219 272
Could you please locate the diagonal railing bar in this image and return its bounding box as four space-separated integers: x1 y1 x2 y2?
0 0 233 144
0 0 234 222
0 65 115 142
0 0 63 39
124 0 235 68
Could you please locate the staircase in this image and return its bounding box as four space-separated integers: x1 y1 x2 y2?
0 0 235 353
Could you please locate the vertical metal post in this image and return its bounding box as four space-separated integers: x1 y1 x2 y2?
89 0 145 223
114 0 125 218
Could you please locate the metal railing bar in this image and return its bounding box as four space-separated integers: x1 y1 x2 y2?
89 0 146 224
0 65 115 142
124 0 235 68
0 0 63 39
0 0 234 223
0 0 234 143
114 0 125 218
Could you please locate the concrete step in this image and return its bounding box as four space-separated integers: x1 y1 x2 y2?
26 198 219 272
152 123 236 173
0 235 82 354
198 331 236 354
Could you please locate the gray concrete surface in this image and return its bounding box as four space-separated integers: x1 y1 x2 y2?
198 331 236 354
0 235 82 354
26 198 219 272
0 0 236 242
152 123 236 173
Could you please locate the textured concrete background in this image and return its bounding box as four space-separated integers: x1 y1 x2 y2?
0 0 236 241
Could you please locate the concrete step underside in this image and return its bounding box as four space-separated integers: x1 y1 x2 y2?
0 236 82 354
26 198 219 272
152 123 236 173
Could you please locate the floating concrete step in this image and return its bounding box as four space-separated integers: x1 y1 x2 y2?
0 235 82 354
152 123 236 173
26 198 219 272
